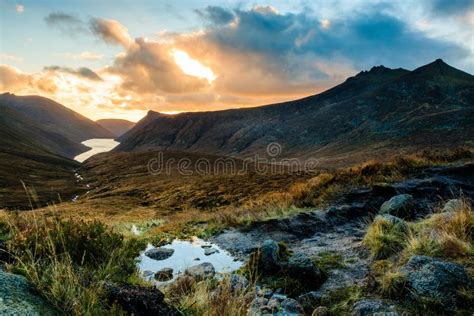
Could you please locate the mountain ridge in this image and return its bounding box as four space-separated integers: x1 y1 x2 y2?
0 93 113 146
116 59 474 161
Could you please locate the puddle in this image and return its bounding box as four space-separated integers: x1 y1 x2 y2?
137 237 243 283
74 138 119 162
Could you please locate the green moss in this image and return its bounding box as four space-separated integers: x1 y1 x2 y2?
313 251 346 273
322 286 363 315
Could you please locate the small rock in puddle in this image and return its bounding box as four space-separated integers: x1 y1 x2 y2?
155 268 174 281
142 270 154 278
145 247 174 261
204 248 219 256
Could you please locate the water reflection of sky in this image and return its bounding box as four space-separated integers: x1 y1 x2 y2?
137 237 243 283
74 138 119 162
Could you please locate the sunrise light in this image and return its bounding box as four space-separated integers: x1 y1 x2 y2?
171 49 216 83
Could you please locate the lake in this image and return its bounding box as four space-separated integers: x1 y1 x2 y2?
74 138 119 162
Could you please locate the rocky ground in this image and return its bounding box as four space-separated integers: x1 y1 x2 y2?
211 162 474 314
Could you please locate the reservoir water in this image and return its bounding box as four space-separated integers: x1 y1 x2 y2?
74 138 119 162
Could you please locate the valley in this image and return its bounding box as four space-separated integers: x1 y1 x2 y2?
0 59 473 315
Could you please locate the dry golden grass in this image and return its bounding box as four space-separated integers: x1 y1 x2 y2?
403 198 474 261
164 275 255 316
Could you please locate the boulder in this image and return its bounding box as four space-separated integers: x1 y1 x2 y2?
248 297 268 316
0 270 56 315
185 262 215 280
297 291 322 310
155 268 173 282
400 256 471 309
351 299 399 316
229 274 249 293
287 253 326 284
266 298 281 313
379 194 414 218
260 239 281 273
144 247 174 261
257 288 273 298
104 282 177 315
281 298 304 314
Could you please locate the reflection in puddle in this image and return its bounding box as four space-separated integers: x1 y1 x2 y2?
137 237 242 283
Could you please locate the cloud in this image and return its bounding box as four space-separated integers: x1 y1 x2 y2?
109 37 208 94
0 54 23 63
43 66 103 81
195 6 235 25
58 51 103 61
0 65 57 94
16 4 24 13
430 0 473 16
44 12 87 35
89 18 133 47
7 4 473 121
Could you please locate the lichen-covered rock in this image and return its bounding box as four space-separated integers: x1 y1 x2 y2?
298 291 322 310
379 194 414 218
155 268 173 281
287 253 326 284
248 297 268 316
103 282 178 315
0 270 56 315
400 256 471 309
144 247 174 261
351 299 399 316
260 239 281 273
281 298 304 314
229 274 249 293
185 262 215 280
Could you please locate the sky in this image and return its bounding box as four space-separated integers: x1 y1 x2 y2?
0 0 473 122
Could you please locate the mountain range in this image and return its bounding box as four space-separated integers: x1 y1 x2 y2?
96 119 135 138
0 93 112 208
116 59 474 164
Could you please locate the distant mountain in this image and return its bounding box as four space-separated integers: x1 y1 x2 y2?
0 106 85 158
0 93 110 208
0 106 82 209
96 119 135 137
0 93 113 144
116 59 474 163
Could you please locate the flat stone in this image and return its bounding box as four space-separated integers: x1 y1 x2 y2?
145 247 174 261
204 248 219 256
185 262 215 281
155 268 173 281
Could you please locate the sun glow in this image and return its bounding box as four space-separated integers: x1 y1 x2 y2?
171 49 216 83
